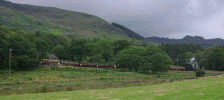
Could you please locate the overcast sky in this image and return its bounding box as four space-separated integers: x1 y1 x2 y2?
6 0 224 39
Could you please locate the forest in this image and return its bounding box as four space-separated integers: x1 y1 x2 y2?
1 25 224 72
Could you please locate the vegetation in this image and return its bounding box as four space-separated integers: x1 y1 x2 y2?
0 25 69 70
195 69 205 77
196 46 224 71
159 43 203 60
115 45 173 73
115 46 145 72
0 66 221 96
1 73 223 100
1 25 154 71
1 1 224 99
0 0 146 41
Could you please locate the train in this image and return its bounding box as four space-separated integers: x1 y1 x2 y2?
40 59 198 71
40 59 60 66
169 65 198 71
40 59 116 68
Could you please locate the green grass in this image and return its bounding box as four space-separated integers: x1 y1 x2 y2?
0 66 222 96
1 73 224 100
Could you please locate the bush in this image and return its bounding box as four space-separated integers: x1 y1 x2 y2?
195 69 205 77
0 70 15 74
169 78 175 83
50 65 59 70
36 86 47 93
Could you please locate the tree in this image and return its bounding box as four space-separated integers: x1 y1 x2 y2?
113 39 132 56
96 38 114 62
66 38 88 63
84 43 103 62
144 45 173 73
115 46 145 72
210 47 224 71
149 53 173 73
9 34 39 70
34 31 69 50
159 43 203 60
34 38 49 61
51 44 66 60
176 52 194 66
0 37 9 69
198 47 216 70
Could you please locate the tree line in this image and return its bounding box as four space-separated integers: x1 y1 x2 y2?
2 25 224 72
159 43 224 71
0 25 69 70
0 25 173 73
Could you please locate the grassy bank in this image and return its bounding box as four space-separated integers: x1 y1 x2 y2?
1 73 224 100
0 67 222 96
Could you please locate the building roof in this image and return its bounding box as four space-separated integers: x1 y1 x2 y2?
47 54 58 60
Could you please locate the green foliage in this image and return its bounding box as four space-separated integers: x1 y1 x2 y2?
35 86 47 93
34 31 69 50
149 53 173 73
51 44 66 59
195 69 205 77
84 42 103 62
96 38 114 62
159 43 203 60
50 65 59 70
116 45 173 73
66 38 88 62
113 39 132 56
169 78 175 83
0 26 68 70
8 31 39 70
144 45 173 73
177 52 194 66
116 46 145 72
197 47 224 71
0 70 15 74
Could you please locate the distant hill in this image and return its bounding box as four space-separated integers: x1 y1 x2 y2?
0 0 143 40
145 35 224 47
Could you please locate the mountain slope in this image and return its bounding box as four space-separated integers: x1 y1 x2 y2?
0 0 141 40
145 35 224 47
111 22 145 40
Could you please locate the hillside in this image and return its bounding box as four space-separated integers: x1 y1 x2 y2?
0 0 142 40
145 35 224 47
111 22 145 40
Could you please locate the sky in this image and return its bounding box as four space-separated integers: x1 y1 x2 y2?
6 0 224 39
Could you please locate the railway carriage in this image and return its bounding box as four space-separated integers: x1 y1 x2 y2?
41 59 60 66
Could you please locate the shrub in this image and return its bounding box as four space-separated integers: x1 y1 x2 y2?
24 77 32 81
169 78 175 83
36 86 47 93
0 70 15 74
66 86 73 91
50 65 59 70
195 69 205 77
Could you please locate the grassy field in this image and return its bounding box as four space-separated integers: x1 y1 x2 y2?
0 66 223 96
1 73 224 100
